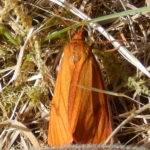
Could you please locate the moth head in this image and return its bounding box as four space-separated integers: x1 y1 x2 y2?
73 32 83 40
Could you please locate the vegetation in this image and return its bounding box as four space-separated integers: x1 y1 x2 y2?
0 0 150 149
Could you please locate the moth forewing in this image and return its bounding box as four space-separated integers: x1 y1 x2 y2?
48 31 113 146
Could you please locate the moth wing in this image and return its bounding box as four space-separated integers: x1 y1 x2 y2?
48 46 73 146
68 54 112 143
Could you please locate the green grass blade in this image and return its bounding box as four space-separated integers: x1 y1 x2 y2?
44 6 150 41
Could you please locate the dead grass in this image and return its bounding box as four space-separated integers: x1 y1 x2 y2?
0 0 150 149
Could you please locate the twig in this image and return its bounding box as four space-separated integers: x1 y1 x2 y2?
77 85 144 105
8 28 34 84
0 119 40 147
104 102 150 144
10 91 24 120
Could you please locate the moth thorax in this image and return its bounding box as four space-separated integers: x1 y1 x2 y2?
71 54 80 64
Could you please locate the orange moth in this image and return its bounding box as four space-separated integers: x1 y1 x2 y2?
48 29 113 146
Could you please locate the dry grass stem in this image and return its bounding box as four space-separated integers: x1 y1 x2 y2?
0 0 150 149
